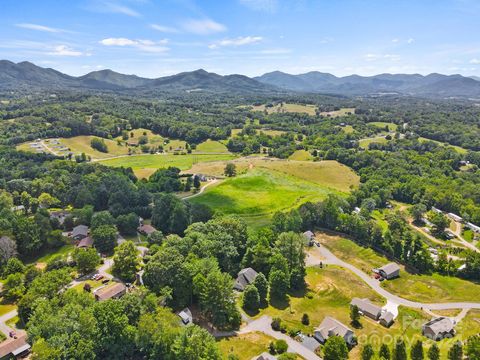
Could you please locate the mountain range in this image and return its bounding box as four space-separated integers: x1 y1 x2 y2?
2 60 480 98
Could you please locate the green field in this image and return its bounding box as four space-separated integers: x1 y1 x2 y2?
288 149 313 161
99 153 236 178
359 136 389 149
189 161 358 226
342 125 355 134
195 139 229 153
418 137 468 154
251 102 318 116
368 122 398 131
218 332 274 360
316 231 480 303
319 108 355 118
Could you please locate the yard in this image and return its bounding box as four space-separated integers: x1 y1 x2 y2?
218 332 274 360
367 122 398 131
251 103 318 116
288 150 313 161
358 136 389 149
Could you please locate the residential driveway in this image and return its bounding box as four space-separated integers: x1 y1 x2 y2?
239 315 321 360
0 310 17 336
314 245 480 311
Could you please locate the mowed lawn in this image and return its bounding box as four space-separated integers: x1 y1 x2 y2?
61 136 130 159
358 136 389 149
99 153 236 179
217 332 274 360
315 231 480 303
368 122 398 131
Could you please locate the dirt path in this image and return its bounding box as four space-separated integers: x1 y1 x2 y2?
182 179 219 200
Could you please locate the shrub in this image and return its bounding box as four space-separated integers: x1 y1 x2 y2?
302 313 310 325
271 317 282 331
274 339 288 354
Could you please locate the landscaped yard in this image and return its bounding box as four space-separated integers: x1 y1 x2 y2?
315 231 480 303
99 153 236 178
218 332 274 360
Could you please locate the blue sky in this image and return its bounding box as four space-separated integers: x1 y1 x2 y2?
1 0 480 77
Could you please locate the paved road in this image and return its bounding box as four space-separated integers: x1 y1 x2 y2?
0 310 17 337
239 315 321 360
314 245 480 311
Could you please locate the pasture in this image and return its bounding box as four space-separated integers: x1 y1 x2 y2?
358 136 389 149
99 153 236 179
319 107 355 118
195 139 229 153
288 149 313 161
368 122 398 131
418 137 468 154
251 102 318 116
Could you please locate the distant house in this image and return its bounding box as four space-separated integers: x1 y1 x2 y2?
378 263 400 280
71 225 89 241
353 207 361 214
0 331 31 359
195 174 208 182
94 282 126 301
49 210 70 224
138 224 156 236
350 298 382 320
466 222 480 233
314 316 356 346
422 317 455 340
234 267 258 291
178 307 193 326
379 311 395 328
127 140 139 147
77 236 93 248
431 207 443 214
447 213 463 222
303 230 315 245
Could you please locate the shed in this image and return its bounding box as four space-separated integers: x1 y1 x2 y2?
378 263 400 280
379 311 395 328
178 307 193 326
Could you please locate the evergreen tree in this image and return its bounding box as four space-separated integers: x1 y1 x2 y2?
411 340 424 360
393 339 407 360
380 343 391 360
362 344 374 360
427 343 440 360
447 341 463 360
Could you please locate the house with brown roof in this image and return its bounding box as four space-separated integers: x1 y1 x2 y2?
94 282 126 301
0 331 30 359
314 316 356 346
77 236 94 248
138 224 156 236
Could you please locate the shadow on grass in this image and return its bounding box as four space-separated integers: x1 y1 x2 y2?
243 307 260 317
269 296 290 310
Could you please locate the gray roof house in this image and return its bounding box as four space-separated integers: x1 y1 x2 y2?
301 335 321 352
314 316 356 346
378 263 400 280
252 353 277 360
350 298 382 320
422 317 455 341
178 307 193 326
71 225 89 241
379 311 395 328
303 230 315 242
234 267 258 291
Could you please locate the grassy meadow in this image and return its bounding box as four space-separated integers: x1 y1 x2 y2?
288 149 313 161
218 332 274 360
368 122 398 131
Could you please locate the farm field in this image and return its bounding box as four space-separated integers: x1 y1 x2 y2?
418 137 468 154
288 149 313 161
195 139 229 153
319 107 355 117
358 135 389 149
217 332 274 360
188 159 359 192
251 102 318 116
99 153 236 178
341 125 355 133
315 231 480 303
368 122 398 131
188 160 358 226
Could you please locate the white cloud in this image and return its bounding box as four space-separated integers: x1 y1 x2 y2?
392 38 400 43
87 1 140 17
208 36 262 49
407 38 415 44
239 0 278 12
150 24 179 33
99 37 169 52
15 23 65 33
48 45 84 56
470 58 480 64
181 19 226 35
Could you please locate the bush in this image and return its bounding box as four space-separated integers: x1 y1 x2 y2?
90 137 108 153
271 317 282 331
278 354 296 360
274 339 288 354
302 313 310 325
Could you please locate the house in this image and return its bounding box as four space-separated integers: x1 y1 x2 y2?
94 282 126 301
378 263 400 280
234 267 258 291
447 213 463 222
314 316 356 346
303 230 315 245
379 311 395 328
127 140 139 147
445 229 456 239
466 222 480 233
350 298 382 320
178 307 193 326
77 236 93 248
0 331 31 359
138 224 157 236
71 225 89 241
431 207 443 214
301 336 321 352
422 317 455 340
49 210 70 225
195 174 208 182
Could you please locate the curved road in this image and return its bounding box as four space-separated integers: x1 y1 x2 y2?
314 245 480 311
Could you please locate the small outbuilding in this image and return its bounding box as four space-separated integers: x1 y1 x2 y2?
77 236 93 248
178 307 193 326
138 224 157 236
422 317 455 340
379 311 395 328
378 263 400 280
234 267 258 291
